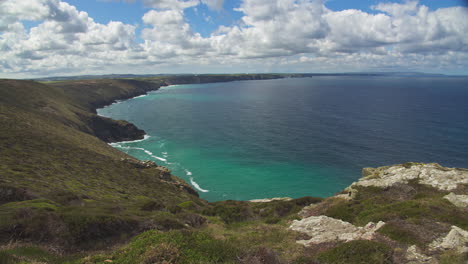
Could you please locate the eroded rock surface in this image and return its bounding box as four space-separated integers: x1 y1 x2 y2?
429 226 468 254
250 197 292 203
289 215 385 246
121 158 157 168
405 245 435 264
354 163 468 191
443 193 468 208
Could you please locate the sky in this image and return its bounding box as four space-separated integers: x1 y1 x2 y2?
0 0 467 78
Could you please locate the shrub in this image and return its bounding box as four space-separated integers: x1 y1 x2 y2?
317 240 393 264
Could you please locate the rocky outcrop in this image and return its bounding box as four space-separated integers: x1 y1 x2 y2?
289 215 385 246
353 163 468 191
443 193 468 208
405 245 434 264
250 197 292 203
429 226 468 254
121 158 158 169
87 115 146 143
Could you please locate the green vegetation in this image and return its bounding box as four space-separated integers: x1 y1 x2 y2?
440 250 468 264
77 230 241 264
317 240 393 264
0 79 202 250
0 246 81 264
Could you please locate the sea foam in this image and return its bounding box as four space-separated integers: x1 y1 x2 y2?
133 94 148 99
190 177 209 193
111 142 168 162
110 135 151 145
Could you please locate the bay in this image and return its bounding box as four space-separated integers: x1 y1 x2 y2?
98 76 468 201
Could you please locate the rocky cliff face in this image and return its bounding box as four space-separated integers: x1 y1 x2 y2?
86 115 146 143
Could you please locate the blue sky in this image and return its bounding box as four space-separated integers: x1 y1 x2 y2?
1 0 467 77
67 0 467 37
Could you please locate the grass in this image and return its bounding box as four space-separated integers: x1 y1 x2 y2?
203 197 322 224
0 245 82 264
317 240 393 264
75 230 242 264
0 79 203 249
440 250 468 264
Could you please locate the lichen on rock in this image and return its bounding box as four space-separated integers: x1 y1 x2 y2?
405 245 434 264
443 193 468 208
289 215 385 246
250 197 292 203
429 226 468 254
353 163 468 191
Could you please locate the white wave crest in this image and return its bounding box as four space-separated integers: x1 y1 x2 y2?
116 135 151 144
133 94 148 99
190 177 209 193
111 144 167 162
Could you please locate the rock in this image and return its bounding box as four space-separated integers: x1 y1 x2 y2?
182 213 206 228
157 166 172 180
250 197 292 203
354 163 468 191
333 188 358 201
88 115 146 143
405 245 434 264
121 158 157 169
429 226 468 254
443 193 468 208
289 215 385 246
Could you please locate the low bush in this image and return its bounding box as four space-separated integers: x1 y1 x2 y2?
317 240 393 264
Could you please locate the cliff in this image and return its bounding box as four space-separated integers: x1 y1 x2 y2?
0 77 466 264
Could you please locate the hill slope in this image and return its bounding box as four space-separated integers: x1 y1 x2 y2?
0 79 201 249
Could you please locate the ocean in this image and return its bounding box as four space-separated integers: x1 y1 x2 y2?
97 76 468 201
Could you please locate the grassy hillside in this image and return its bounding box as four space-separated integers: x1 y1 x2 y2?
0 79 203 250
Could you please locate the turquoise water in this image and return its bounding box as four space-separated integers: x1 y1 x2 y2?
98 77 468 201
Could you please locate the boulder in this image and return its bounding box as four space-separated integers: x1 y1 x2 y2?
289 215 385 246
405 245 434 264
443 193 468 208
429 226 468 254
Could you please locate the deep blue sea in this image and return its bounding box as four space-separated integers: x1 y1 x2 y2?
97 76 468 201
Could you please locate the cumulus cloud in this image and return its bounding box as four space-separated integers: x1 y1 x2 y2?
0 0 467 77
201 0 224 10
0 0 140 75
142 0 199 10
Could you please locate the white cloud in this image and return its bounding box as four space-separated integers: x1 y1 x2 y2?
372 0 419 16
201 0 224 10
142 0 199 10
0 0 467 78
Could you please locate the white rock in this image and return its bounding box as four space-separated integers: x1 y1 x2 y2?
429 226 468 254
354 163 468 191
249 197 292 203
289 215 385 246
443 193 468 208
405 245 434 264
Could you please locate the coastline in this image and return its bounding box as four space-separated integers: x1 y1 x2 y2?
1 77 467 263
92 76 296 196
90 75 295 143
